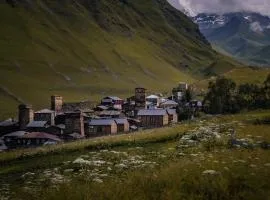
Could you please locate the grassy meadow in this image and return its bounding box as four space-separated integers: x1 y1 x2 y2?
0 110 270 199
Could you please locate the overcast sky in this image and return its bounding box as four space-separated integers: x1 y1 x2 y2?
168 0 270 16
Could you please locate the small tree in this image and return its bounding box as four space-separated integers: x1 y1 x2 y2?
263 74 270 108
203 77 238 114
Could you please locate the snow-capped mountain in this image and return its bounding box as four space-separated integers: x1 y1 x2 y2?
193 12 270 66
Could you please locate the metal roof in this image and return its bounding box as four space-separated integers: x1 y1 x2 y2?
27 121 48 128
88 119 116 126
146 95 159 99
137 109 168 116
22 132 61 141
166 109 177 115
103 96 123 101
161 100 178 105
0 119 18 127
99 110 121 116
35 109 55 114
2 131 27 138
114 118 129 124
97 105 109 110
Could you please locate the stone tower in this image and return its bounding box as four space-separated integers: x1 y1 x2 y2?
135 87 146 111
64 111 85 137
18 104 34 130
51 95 63 113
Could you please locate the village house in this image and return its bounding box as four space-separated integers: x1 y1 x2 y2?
16 132 61 148
101 96 124 110
34 109 56 125
146 95 160 108
45 124 65 136
86 119 117 137
26 121 49 132
2 131 27 149
166 109 178 123
0 118 19 136
137 109 169 128
114 118 130 133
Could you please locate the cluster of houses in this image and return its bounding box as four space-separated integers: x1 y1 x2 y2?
0 82 202 151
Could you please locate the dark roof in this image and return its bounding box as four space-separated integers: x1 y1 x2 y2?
97 105 109 110
103 96 122 101
88 119 116 126
2 131 27 138
114 118 129 124
27 121 48 128
35 109 55 114
0 119 18 127
99 110 121 116
166 109 177 115
22 132 61 141
161 100 178 106
137 109 168 116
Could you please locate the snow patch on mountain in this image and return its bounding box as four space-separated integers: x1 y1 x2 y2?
250 22 264 33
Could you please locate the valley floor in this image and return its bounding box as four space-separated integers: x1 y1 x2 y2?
0 110 270 200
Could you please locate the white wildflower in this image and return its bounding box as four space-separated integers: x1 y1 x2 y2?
202 170 220 175
93 178 103 183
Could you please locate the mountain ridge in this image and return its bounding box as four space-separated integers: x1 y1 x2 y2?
194 12 270 66
0 0 240 119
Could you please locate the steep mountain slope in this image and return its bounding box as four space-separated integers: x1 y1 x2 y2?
0 0 239 119
194 12 270 66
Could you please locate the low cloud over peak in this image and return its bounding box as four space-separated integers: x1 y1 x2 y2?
168 0 270 16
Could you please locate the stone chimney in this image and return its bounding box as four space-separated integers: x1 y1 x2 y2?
51 95 63 113
18 104 34 130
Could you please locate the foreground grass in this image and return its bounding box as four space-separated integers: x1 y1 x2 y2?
25 150 270 200
1 110 270 200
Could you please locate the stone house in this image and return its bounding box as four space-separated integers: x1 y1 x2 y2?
16 132 61 147
146 95 160 107
0 119 19 136
34 109 56 125
137 109 169 128
86 119 117 137
101 96 124 110
166 109 178 123
26 121 49 132
114 118 129 133
2 131 27 149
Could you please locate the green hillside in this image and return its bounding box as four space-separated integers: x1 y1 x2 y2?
0 0 239 119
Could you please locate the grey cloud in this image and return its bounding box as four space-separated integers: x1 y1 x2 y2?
168 0 270 16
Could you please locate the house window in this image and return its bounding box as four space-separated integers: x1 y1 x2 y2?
89 126 94 133
97 126 103 133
